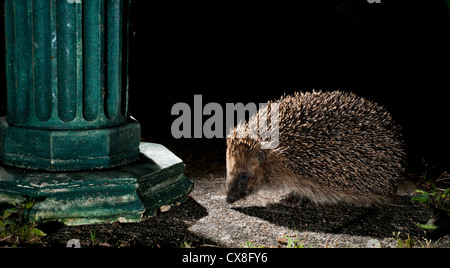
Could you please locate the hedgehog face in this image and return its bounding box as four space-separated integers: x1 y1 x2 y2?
226 172 253 204
226 148 266 204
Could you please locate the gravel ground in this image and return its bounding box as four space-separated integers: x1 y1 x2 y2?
39 138 450 248
187 176 449 248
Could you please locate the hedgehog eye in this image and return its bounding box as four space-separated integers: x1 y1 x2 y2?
239 173 248 182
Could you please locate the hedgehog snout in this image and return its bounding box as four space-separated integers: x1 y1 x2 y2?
226 185 243 204
226 172 253 204
226 189 251 204
226 195 237 204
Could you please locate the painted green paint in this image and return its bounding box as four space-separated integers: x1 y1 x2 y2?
2 0 138 171
0 143 194 225
1 1 193 224
4 0 130 130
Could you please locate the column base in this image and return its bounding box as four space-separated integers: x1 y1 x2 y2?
0 142 194 225
0 117 141 171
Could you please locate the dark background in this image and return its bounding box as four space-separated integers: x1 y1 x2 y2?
1 0 450 173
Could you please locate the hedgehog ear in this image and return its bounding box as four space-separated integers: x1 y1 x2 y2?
257 150 265 165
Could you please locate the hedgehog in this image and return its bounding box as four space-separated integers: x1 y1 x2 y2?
225 90 406 207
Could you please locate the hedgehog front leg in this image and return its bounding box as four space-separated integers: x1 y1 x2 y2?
279 191 308 208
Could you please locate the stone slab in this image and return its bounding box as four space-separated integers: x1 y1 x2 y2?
0 142 194 225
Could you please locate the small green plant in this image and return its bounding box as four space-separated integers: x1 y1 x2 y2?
412 173 450 210
0 201 45 246
412 186 450 212
415 219 439 230
411 171 450 230
391 232 441 248
392 232 415 248
415 237 441 248
243 241 258 248
284 236 306 248
90 229 96 246
178 241 193 248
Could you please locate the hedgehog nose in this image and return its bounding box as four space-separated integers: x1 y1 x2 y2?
226 196 236 204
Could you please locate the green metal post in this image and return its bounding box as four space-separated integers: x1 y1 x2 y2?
0 0 140 171
0 0 194 225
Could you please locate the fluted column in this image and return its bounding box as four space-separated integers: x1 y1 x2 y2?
0 0 140 171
